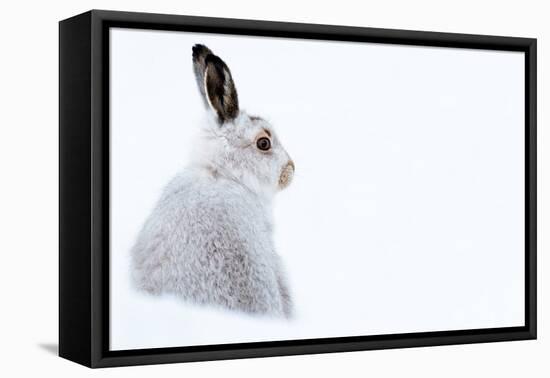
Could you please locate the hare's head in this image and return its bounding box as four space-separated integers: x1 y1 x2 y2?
191 44 294 197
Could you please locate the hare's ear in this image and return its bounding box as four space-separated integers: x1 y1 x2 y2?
192 44 239 123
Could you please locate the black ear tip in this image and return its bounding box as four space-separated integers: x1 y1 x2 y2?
192 44 211 60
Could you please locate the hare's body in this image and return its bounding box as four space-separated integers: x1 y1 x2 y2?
130 44 294 318
131 167 291 317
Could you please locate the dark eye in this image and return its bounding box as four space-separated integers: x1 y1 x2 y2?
256 137 271 151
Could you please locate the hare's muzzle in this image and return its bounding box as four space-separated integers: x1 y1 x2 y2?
279 160 295 190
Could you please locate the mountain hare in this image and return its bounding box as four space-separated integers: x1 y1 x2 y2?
131 44 295 318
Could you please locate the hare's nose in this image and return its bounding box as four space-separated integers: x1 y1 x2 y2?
279 160 294 190
287 160 295 171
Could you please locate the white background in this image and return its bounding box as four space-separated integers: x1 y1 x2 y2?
0 0 549 376
110 29 525 350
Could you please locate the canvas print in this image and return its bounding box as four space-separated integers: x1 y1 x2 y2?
110 28 526 351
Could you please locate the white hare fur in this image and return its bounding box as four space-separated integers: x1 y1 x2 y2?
131 44 294 318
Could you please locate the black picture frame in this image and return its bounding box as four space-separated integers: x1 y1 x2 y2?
59 9 537 368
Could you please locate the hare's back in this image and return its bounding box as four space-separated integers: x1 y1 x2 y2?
154 172 282 311
132 170 284 315
157 171 271 253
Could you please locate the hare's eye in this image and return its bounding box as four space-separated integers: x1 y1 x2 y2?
256 137 271 151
